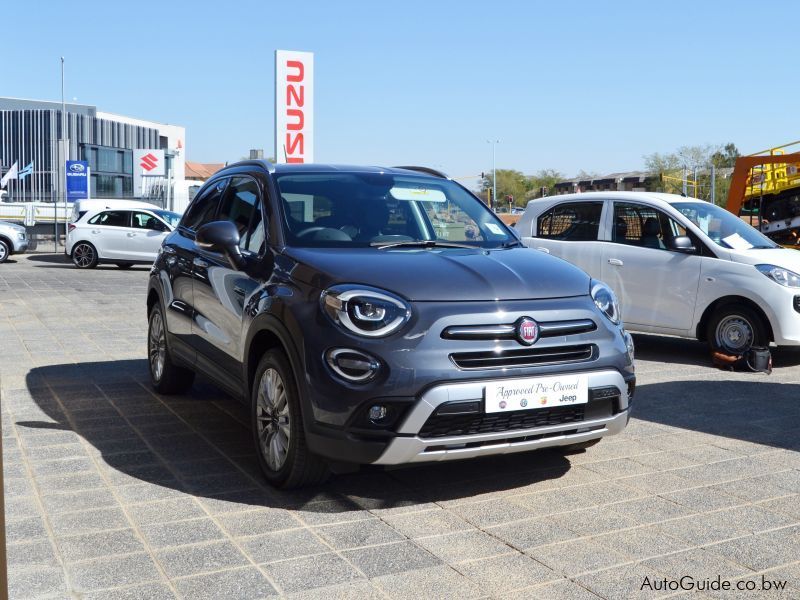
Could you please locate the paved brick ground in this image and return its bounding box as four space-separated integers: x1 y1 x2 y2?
2 252 799 599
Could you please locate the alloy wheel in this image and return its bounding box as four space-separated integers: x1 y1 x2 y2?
0 242 7 262
255 368 291 471
148 310 166 382
73 243 94 268
715 315 753 354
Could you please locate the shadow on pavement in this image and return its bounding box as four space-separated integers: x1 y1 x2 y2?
22 359 573 511
25 253 70 264
632 333 800 368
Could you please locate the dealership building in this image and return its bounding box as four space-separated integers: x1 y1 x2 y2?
0 97 185 205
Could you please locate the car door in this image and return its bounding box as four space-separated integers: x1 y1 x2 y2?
129 211 170 262
191 175 265 395
85 210 131 259
528 200 607 277
161 178 229 342
601 201 702 332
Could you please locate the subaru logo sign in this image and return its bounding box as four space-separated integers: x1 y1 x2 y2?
515 317 539 346
69 163 85 173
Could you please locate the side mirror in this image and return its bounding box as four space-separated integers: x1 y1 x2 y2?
671 235 696 253
196 221 246 270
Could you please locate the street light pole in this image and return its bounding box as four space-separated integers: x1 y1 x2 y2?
59 57 66 252
487 140 499 210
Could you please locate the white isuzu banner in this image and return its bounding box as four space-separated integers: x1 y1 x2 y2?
275 50 314 164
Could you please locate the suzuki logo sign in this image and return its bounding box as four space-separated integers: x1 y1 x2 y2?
139 153 159 172
275 50 314 164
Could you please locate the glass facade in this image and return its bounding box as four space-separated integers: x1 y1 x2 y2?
81 144 134 198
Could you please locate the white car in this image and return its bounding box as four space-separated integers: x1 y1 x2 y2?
515 191 800 354
66 207 181 269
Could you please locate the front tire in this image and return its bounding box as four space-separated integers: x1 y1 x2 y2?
72 242 98 269
707 304 768 355
252 350 329 488
148 304 195 394
0 239 9 264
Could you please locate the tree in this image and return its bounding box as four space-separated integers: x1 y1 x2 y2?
481 169 531 208
710 143 741 168
525 169 564 200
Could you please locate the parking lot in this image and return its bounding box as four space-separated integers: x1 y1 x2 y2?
2 252 799 599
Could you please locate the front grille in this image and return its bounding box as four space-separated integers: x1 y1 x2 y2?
450 344 595 370
441 318 596 341
419 404 585 438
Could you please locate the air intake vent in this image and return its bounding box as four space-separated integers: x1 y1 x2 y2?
450 344 595 370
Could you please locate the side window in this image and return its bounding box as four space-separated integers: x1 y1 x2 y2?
613 203 685 250
87 210 129 227
132 212 167 231
537 202 602 241
218 177 265 253
181 178 228 230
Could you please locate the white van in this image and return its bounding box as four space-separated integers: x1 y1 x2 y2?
71 199 161 224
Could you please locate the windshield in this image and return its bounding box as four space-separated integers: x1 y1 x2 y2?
275 172 513 248
672 202 778 250
152 210 182 229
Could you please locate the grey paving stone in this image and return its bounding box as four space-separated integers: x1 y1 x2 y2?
83 582 177 599
593 525 691 559
39 488 119 514
416 529 513 564
3 495 42 521
503 579 604 600
197 488 278 514
314 518 406 549
139 517 225 549
114 481 187 504
486 518 575 550
155 540 249 578
172 566 277 599
609 495 696 524
457 553 561 594
5 515 49 543
6 539 60 568
547 506 640 536
28 456 96 477
33 471 107 494
7 565 68 599
757 494 800 519
242 527 329 564
374 564 485 599
284 580 385 600
49 506 130 537
263 552 363 593
529 539 631 576
382 508 473 539
449 498 538 528
662 485 747 512
66 552 163 593
216 507 302 537
56 528 145 562
126 497 207 526
343 541 441 577
576 563 665 600
666 506 795 546
707 531 800 571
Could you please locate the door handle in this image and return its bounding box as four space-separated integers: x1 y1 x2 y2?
608 258 624 266
127 232 136 237
193 258 209 268
91 230 100 234
535 247 550 254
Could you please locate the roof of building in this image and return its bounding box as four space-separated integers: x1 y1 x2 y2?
185 161 225 180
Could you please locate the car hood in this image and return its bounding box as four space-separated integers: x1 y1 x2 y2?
284 246 591 301
728 247 800 271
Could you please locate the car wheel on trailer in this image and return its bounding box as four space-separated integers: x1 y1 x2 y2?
72 242 98 269
707 304 768 355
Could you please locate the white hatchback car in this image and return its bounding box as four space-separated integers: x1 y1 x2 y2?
515 191 800 354
67 207 181 269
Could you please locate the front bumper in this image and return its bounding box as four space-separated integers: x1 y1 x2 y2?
306 368 632 465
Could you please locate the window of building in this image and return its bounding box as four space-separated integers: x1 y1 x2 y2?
537 202 603 241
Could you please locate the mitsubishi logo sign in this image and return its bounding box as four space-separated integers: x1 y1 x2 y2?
139 153 159 172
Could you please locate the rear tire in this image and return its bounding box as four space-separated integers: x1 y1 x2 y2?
252 350 329 489
707 304 768 354
72 242 98 269
0 239 9 263
148 304 195 394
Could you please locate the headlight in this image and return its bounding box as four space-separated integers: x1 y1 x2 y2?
321 285 411 337
756 264 800 288
591 280 621 325
17 232 25 240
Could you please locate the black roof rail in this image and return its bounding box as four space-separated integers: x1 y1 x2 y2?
223 159 276 173
393 165 449 179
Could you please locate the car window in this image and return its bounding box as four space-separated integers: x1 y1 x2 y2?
181 178 228 230
87 210 129 227
217 177 265 253
537 202 603 241
612 202 686 250
131 212 168 231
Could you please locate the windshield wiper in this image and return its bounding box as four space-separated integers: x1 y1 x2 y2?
499 239 523 248
371 240 478 250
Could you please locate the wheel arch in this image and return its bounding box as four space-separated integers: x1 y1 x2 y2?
695 295 774 343
245 316 305 403
0 234 13 255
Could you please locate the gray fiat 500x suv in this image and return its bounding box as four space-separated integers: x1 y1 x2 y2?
147 161 636 488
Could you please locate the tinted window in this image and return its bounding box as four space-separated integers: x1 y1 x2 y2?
217 177 265 253
537 202 602 241
87 210 129 227
182 179 228 230
613 202 686 250
131 212 168 231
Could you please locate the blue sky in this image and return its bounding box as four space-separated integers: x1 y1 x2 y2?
5 1 793 183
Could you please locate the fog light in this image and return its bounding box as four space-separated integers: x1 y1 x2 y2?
325 348 381 383
368 405 388 423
